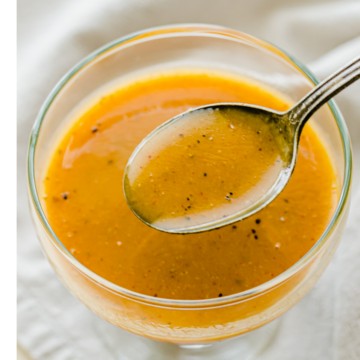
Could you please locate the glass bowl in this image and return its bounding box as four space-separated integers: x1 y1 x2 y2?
27 24 351 346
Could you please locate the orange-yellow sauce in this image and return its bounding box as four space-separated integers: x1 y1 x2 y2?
43 71 337 300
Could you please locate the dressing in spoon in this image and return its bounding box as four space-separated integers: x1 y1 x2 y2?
124 57 359 234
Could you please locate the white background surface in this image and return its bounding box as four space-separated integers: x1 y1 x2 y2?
18 0 360 359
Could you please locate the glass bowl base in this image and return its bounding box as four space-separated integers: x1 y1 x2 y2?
176 319 281 359
93 316 281 359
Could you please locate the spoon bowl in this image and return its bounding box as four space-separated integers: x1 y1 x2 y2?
124 103 294 233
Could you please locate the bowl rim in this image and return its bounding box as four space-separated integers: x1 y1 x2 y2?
27 23 352 308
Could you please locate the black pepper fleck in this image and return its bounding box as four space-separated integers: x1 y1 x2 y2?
203 172 207 177
255 219 261 224
61 192 69 200
232 225 237 230
91 126 98 133
218 293 223 297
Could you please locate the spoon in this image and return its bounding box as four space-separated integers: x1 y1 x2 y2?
124 56 359 234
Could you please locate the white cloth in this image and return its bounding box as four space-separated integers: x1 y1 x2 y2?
18 0 360 359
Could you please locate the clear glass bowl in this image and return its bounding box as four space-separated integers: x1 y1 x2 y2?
27 24 352 345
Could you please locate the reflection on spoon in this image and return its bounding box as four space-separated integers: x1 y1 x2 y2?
124 57 359 234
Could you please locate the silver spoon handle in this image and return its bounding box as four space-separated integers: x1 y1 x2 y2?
289 56 360 125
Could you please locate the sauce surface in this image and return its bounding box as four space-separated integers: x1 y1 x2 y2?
43 71 337 300
125 107 283 231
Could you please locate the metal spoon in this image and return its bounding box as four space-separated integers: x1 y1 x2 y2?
124 57 359 234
